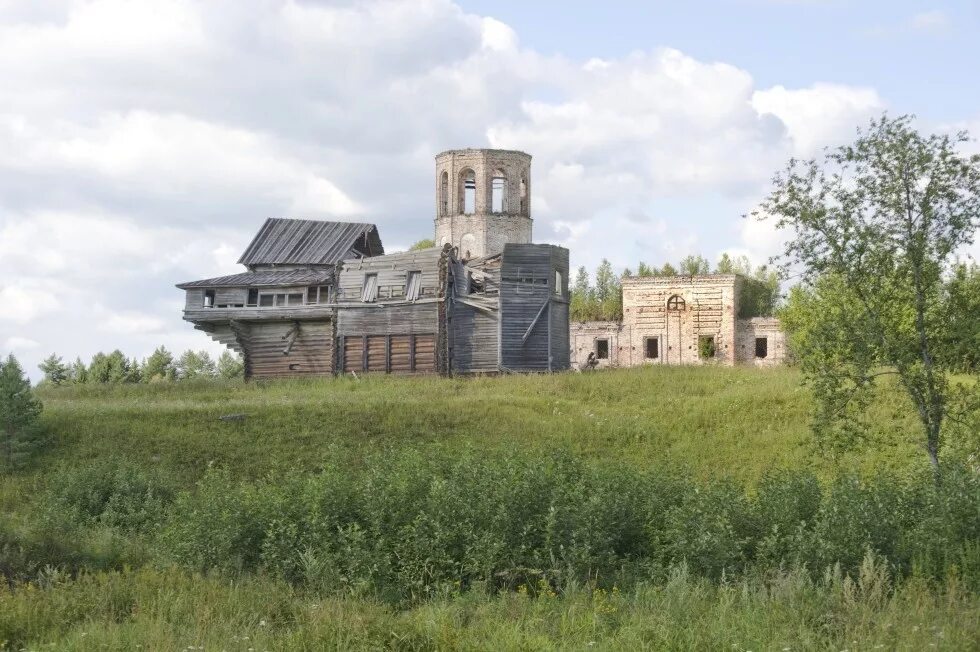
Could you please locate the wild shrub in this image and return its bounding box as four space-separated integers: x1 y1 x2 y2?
155 448 980 603
40 458 172 534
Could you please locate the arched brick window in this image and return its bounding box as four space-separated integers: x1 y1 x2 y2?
459 168 476 214
666 294 685 311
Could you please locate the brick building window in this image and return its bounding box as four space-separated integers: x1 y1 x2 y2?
698 335 716 359
667 294 685 311
644 337 659 359
596 339 609 360
755 337 768 358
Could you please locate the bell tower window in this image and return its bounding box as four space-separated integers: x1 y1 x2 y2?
460 169 476 214
491 170 507 213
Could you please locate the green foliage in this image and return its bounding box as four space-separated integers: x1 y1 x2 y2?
698 335 716 359
939 262 980 371
569 259 622 321
216 351 244 379
175 350 217 380
2 369 979 647
67 357 88 384
678 254 710 276
408 238 436 251
1 562 977 650
760 114 980 479
141 346 175 382
0 354 44 471
154 453 980 602
88 350 139 384
570 254 780 322
40 459 172 534
38 355 69 386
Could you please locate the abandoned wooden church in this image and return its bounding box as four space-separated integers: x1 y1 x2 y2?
178 149 570 379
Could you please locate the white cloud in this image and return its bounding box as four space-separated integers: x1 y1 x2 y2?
751 83 885 157
99 309 167 335
2 336 41 352
0 0 900 379
0 283 60 324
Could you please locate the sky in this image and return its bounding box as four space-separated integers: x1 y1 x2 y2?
1 0 978 379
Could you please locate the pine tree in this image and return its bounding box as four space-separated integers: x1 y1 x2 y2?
38 354 69 386
0 355 44 471
143 346 176 382
177 350 218 380
678 254 710 276
68 357 88 384
217 351 244 379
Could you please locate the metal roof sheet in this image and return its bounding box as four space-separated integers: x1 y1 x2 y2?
176 269 334 289
237 218 383 266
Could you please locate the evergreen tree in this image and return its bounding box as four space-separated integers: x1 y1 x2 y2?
594 260 622 321
678 254 710 276
88 350 133 383
637 261 655 277
177 350 218 380
714 253 752 275
570 266 594 321
68 357 88 384
217 351 245 379
408 238 436 251
143 346 176 382
0 354 44 471
38 354 69 386
657 262 678 276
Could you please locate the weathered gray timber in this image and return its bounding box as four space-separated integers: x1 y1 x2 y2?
177 148 572 380
238 219 382 266
499 244 569 372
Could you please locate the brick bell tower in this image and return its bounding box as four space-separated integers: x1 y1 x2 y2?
434 149 532 260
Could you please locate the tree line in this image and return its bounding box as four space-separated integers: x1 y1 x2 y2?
37 347 244 386
569 253 780 322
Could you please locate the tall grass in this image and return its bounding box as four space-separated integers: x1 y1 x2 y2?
1 562 977 650
1 367 975 649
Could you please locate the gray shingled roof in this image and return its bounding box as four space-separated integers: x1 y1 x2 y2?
176 269 333 289
237 218 383 266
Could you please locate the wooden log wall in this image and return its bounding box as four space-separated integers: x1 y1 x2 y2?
337 248 442 302
235 320 334 378
498 244 570 372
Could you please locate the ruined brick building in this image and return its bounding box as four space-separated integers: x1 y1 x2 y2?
570 274 787 369
178 149 570 379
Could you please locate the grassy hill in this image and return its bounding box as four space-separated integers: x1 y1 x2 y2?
1 367 976 650
22 365 925 485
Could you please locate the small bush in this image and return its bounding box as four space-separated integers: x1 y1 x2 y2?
40 458 173 534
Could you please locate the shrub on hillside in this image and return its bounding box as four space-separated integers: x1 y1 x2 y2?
40 459 173 534
156 450 980 603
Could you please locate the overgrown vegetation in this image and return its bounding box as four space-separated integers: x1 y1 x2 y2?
569 253 779 322
38 346 243 386
765 115 980 480
0 355 43 471
0 368 977 647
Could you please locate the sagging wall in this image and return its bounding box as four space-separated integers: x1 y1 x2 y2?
621 275 738 366
735 317 788 366
499 244 570 372
207 319 333 379
335 247 444 374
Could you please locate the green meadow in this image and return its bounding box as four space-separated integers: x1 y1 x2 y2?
2 367 977 650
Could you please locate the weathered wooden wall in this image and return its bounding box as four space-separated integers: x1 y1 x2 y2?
336 248 442 302
499 244 570 372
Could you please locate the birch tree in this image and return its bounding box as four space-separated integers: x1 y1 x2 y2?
761 115 980 481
